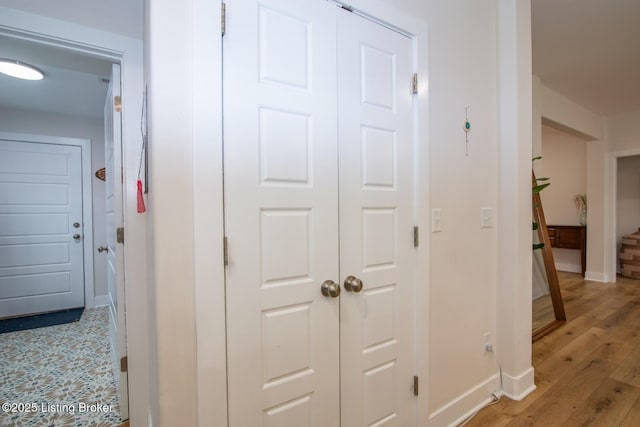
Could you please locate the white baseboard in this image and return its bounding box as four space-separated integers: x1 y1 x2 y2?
93 294 109 308
502 366 536 400
429 374 501 427
585 271 608 283
555 262 581 274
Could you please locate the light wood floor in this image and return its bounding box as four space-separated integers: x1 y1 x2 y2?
466 272 640 426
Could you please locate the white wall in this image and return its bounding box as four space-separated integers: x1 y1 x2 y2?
541 126 587 225
534 78 610 281
0 106 107 302
378 0 534 424
616 156 640 267
607 110 640 152
540 84 603 141
396 0 500 415
145 1 198 426
540 125 587 273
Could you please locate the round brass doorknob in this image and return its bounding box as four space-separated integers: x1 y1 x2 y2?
344 275 363 293
321 280 341 298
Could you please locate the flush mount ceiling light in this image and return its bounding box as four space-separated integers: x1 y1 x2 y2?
0 59 44 80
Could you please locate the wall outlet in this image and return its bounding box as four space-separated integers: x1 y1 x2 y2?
483 332 492 352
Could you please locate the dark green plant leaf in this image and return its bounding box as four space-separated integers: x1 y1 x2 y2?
532 243 545 250
535 177 550 182
533 183 550 194
532 156 542 162
532 222 539 230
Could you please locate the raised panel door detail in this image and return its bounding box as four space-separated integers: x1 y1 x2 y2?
0 243 70 268
0 213 69 236
0 149 69 176
0 182 69 205
262 303 313 385
261 209 311 285
362 208 397 270
260 108 312 186
226 4 418 426
361 45 395 111
362 126 396 189
0 272 71 299
363 285 396 351
364 361 397 426
260 6 310 90
264 394 312 427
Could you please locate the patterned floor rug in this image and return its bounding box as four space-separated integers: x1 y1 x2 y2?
0 307 123 427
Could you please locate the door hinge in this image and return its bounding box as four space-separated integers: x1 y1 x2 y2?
120 356 128 373
412 73 418 95
413 375 419 396
223 236 229 266
221 2 226 36
117 227 125 244
413 226 419 247
114 95 122 112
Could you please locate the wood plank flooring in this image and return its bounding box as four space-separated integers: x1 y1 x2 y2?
465 272 640 426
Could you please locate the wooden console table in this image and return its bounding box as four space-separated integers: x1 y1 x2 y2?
546 225 587 277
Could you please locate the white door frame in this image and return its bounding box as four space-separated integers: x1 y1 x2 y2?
0 8 148 426
194 1 430 425
606 147 640 282
0 132 94 309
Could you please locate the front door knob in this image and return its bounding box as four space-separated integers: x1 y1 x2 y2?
73 234 82 240
344 275 363 293
321 280 341 298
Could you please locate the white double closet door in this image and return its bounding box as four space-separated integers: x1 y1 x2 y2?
224 1 417 425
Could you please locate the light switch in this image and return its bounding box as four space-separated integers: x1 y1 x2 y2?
432 208 442 233
480 207 493 228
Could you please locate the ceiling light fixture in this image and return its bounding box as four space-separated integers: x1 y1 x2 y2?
0 59 44 80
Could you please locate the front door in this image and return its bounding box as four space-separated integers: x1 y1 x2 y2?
224 1 417 425
0 138 84 318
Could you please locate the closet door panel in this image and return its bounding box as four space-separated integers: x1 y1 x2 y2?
337 9 418 427
224 1 339 425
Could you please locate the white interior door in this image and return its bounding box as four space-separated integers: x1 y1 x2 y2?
105 63 128 420
337 9 417 426
0 138 84 318
224 2 418 425
224 0 340 425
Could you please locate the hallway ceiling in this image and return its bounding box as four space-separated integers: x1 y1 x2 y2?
0 36 112 119
0 0 142 120
532 0 640 116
